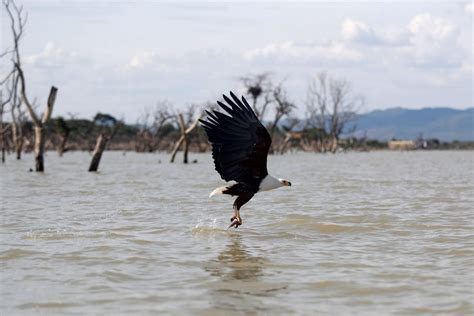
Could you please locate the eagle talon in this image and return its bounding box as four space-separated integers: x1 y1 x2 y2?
228 216 242 229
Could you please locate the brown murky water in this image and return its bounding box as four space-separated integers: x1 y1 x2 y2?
1 151 473 315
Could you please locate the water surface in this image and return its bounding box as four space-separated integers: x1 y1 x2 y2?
1 151 473 315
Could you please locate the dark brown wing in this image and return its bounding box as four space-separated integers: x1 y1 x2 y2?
199 91 272 184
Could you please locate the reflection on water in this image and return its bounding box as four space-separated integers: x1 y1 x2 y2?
206 235 264 282
1 151 473 315
203 235 289 315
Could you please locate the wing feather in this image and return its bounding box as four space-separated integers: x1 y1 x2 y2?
201 92 272 184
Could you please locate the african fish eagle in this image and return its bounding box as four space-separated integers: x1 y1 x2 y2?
199 91 292 229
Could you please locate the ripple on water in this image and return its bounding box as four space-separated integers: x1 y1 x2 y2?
0 248 44 260
268 214 378 233
191 218 240 237
17 302 79 310
23 228 108 240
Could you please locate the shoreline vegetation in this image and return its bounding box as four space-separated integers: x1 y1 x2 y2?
1 116 473 162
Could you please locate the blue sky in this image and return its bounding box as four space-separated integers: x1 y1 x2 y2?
1 0 472 122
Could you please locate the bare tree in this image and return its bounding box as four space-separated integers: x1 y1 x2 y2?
135 108 152 152
0 6 15 163
240 73 273 120
170 104 203 163
7 71 26 159
240 74 298 153
136 101 173 152
306 72 363 153
55 117 70 156
0 91 11 163
268 83 296 136
278 118 302 154
5 0 58 171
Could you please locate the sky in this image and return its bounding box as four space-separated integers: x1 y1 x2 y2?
1 0 473 122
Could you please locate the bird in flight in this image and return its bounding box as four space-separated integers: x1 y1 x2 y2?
200 91 292 229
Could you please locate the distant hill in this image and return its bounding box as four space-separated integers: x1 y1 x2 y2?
350 107 474 141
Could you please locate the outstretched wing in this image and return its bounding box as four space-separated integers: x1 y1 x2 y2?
199 91 272 183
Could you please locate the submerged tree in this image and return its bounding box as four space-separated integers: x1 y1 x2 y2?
278 118 303 154
306 72 363 153
55 117 70 156
5 0 58 171
1 47 13 163
88 113 119 172
136 101 174 152
0 91 11 163
6 70 27 160
170 104 203 164
268 83 296 137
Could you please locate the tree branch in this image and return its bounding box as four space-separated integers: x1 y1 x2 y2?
14 62 39 125
42 86 58 124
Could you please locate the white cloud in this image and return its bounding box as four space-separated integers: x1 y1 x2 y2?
341 18 408 46
465 2 473 13
22 42 90 75
406 13 460 67
25 42 66 66
240 12 470 95
128 52 156 68
243 40 362 63
408 13 455 42
342 19 377 44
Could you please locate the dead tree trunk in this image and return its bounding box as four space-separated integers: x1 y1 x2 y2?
170 113 202 163
58 130 69 157
15 65 58 171
179 114 189 163
170 114 187 163
14 84 57 172
0 125 10 163
23 86 57 172
56 117 70 156
88 134 108 172
329 135 338 153
170 136 183 163
11 116 23 159
8 71 23 159
88 117 120 172
0 120 4 163
33 125 44 171
0 95 8 163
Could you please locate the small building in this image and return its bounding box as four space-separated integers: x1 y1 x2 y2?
388 140 416 150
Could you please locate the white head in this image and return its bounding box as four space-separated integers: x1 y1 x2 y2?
259 175 292 192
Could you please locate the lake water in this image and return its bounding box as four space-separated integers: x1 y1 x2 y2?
1 151 473 315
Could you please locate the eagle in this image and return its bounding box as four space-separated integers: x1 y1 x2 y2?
199 91 292 229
